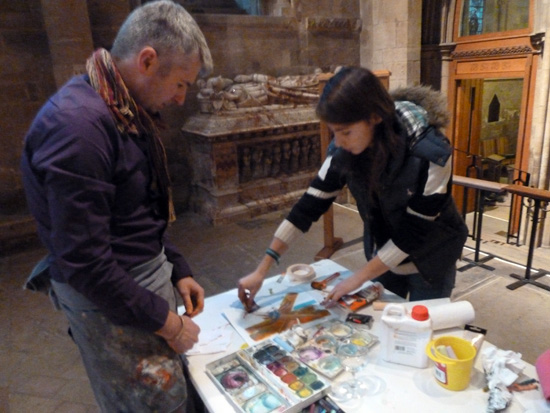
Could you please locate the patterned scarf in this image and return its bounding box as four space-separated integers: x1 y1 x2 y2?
86 48 176 223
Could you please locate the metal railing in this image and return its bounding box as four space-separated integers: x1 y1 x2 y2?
454 147 530 247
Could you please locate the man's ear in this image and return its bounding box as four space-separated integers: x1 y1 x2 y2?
137 46 159 75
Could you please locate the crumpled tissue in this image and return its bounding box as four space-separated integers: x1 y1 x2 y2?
482 347 526 412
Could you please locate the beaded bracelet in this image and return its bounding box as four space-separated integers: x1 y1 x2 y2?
265 248 280 265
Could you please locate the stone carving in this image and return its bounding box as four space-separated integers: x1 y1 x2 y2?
197 71 322 114
299 138 311 169
237 135 321 184
251 146 264 179
290 140 300 172
270 143 281 177
309 135 321 168
240 147 252 183
306 17 362 33
280 141 292 174
451 45 533 59
183 105 321 224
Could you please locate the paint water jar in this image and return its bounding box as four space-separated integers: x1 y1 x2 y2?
379 303 432 368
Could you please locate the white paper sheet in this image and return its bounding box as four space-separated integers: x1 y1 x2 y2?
187 322 234 355
180 298 235 355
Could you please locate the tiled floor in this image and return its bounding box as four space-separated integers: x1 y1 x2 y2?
1 203 549 412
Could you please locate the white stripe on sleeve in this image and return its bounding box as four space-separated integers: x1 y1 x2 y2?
274 219 302 245
317 155 333 181
306 187 341 200
376 239 409 269
424 157 451 196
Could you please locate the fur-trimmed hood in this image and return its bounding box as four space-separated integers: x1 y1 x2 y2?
390 85 450 129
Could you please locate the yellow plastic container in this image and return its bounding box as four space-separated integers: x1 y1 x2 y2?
425 336 476 391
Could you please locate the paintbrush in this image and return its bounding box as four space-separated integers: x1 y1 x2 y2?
310 272 340 291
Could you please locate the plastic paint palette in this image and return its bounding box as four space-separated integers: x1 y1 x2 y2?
249 342 329 400
206 339 329 413
207 356 287 413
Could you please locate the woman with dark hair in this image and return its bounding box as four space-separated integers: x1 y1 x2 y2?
238 67 467 308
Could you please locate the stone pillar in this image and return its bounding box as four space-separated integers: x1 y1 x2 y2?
439 0 457 97
40 0 94 88
530 0 550 247
360 0 422 88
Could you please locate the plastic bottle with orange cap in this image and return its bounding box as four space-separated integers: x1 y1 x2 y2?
379 303 433 368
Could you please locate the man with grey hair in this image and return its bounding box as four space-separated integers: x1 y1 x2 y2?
20 1 213 411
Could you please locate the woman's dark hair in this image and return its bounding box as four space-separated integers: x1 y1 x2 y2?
316 67 401 197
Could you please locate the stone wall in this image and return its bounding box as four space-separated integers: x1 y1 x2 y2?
0 0 130 217
0 0 55 215
0 0 362 249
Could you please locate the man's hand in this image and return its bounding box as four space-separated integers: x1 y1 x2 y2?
156 312 200 354
167 315 200 353
175 277 204 318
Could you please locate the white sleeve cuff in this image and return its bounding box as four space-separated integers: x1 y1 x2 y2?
274 219 302 245
377 239 409 268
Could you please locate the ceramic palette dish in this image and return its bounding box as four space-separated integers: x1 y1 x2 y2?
293 320 378 380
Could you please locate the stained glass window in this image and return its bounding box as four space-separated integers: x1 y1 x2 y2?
460 0 530 37
464 0 484 36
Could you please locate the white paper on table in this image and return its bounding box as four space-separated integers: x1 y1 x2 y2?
186 322 233 355
515 389 550 413
180 303 234 355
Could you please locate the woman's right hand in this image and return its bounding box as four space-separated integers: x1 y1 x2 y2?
238 270 265 311
322 275 365 306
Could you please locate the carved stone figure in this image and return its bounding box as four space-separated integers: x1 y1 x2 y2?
281 141 291 174
290 140 300 172
299 138 311 169
270 143 281 177
263 147 273 178
197 70 322 113
240 146 252 183
251 146 264 179
309 136 321 168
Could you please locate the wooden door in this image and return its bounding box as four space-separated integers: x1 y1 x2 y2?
452 78 483 213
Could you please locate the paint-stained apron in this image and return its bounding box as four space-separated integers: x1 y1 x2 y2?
51 250 188 413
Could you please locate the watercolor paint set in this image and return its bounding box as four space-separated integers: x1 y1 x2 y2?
205 339 330 413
